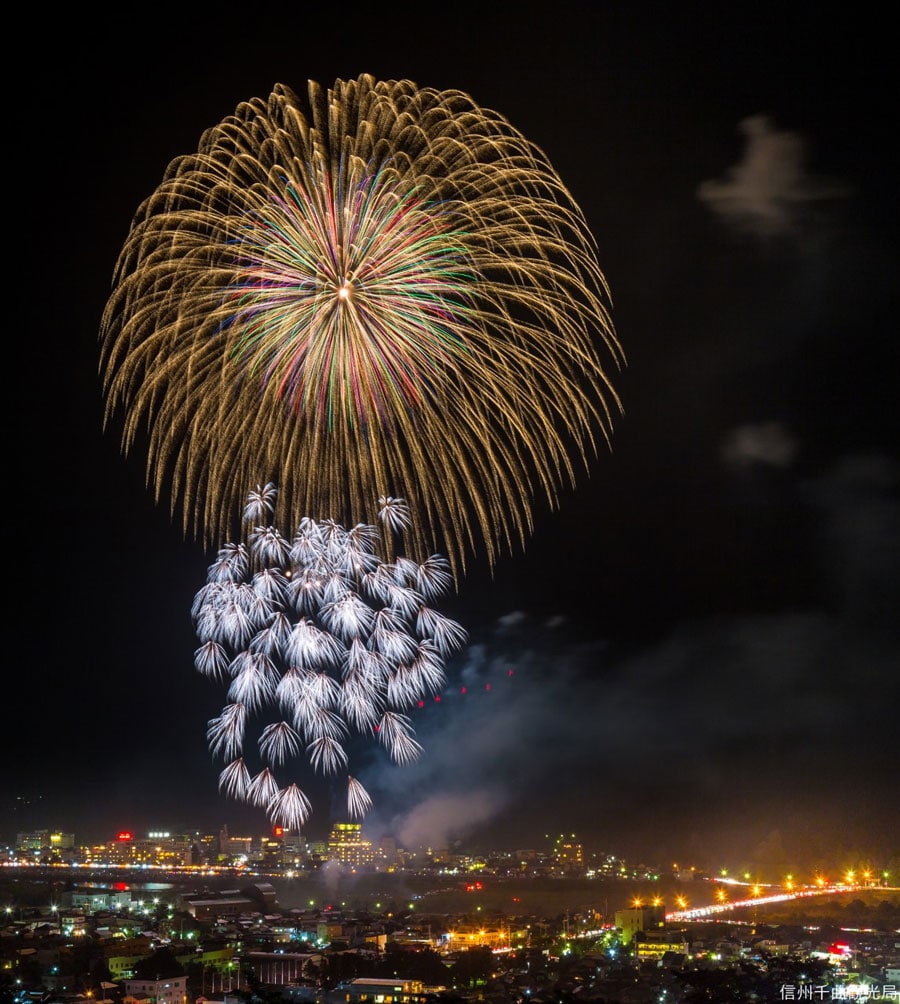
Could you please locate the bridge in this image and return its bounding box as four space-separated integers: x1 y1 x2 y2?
665 881 898 923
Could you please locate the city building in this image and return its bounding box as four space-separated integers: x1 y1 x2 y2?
552 834 583 874
327 823 373 869
122 975 188 1004
15 830 75 861
218 825 255 864
333 978 428 1004
633 933 690 961
614 906 666 944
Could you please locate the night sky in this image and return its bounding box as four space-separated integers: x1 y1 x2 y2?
8 5 897 871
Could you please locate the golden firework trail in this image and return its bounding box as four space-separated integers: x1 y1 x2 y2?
100 74 623 577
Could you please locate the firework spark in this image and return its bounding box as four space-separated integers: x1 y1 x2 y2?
100 74 623 576
194 487 466 831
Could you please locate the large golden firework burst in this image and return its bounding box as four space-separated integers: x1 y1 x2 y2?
100 74 623 576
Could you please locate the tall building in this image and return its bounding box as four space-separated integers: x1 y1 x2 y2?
552 833 584 874
219 824 254 864
615 906 666 945
261 831 284 870
327 823 373 869
15 830 75 861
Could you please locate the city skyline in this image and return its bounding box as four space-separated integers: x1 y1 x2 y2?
5 817 898 889
7 6 898 867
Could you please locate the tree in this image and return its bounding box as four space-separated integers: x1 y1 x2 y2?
378 946 448 985
132 948 185 981
448 948 494 989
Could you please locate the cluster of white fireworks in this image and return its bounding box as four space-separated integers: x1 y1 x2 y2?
192 484 467 831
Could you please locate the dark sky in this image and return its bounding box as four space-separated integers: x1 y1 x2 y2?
7 5 897 873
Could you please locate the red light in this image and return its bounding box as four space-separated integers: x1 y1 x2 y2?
485 684 491 691
434 695 441 702
460 686 467 694
116 831 133 842
273 826 284 838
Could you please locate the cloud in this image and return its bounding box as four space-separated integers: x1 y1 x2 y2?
359 452 899 859
698 114 850 237
393 791 504 849
721 421 799 469
805 452 900 632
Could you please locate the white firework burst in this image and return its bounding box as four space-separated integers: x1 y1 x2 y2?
207 704 247 759
347 777 373 820
258 721 302 765
246 767 280 808
267 783 312 831
194 640 229 679
378 496 412 533
192 485 467 832
218 758 250 800
244 483 277 524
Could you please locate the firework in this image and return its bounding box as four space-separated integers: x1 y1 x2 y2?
194 487 466 831
100 74 623 576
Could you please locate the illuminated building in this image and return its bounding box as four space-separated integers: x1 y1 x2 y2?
181 892 257 921
634 934 689 961
373 836 400 870
79 831 194 866
15 830 75 861
244 952 321 984
441 923 518 951
186 829 219 865
79 832 137 865
280 828 309 866
614 907 666 945
122 974 188 1004
219 825 254 863
326 823 373 869
334 978 428 1004
135 833 193 866
65 888 132 912
552 833 583 874
261 830 284 870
